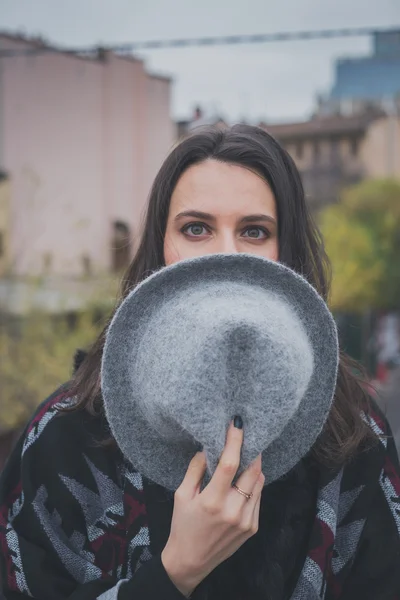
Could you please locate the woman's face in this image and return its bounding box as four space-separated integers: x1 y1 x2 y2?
164 160 279 265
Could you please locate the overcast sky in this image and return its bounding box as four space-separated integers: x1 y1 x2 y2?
1 0 399 122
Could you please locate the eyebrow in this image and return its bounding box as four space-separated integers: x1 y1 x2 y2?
174 210 277 226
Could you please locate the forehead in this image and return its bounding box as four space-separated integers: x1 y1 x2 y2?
170 160 276 214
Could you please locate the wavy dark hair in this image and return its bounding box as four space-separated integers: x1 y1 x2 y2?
68 124 376 599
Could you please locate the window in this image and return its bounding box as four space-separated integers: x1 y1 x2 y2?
296 142 304 160
350 138 359 157
313 141 320 164
43 252 53 274
82 255 92 277
331 138 340 162
112 221 132 273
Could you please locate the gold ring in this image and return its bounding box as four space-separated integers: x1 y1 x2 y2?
232 484 253 500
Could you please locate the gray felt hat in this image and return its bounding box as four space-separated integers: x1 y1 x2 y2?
101 253 339 491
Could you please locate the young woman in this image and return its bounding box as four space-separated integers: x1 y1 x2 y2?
1 125 399 600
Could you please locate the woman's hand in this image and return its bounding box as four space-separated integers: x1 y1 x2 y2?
161 419 265 597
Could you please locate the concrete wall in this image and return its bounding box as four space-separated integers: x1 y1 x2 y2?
361 116 400 179
140 75 174 233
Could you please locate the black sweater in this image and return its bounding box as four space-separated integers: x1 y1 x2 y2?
1 386 400 600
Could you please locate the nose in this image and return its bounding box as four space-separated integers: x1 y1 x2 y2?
215 232 239 254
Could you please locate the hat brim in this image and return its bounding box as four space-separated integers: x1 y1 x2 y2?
101 253 338 490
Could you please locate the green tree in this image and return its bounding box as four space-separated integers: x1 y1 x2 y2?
320 179 400 313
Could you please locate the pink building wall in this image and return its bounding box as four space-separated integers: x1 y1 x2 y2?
0 35 175 276
144 75 176 219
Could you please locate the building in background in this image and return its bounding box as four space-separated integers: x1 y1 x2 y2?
260 111 400 208
258 29 400 208
177 106 227 139
317 29 400 116
0 33 175 284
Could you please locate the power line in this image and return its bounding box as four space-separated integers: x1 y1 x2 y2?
1 26 399 57
115 26 400 50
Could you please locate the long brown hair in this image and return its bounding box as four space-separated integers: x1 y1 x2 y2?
69 124 376 465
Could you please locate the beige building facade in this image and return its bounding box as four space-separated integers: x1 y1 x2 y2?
261 112 400 208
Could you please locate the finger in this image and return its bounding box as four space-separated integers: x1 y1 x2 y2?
205 419 244 497
251 480 263 531
229 454 262 508
242 472 265 530
177 452 207 499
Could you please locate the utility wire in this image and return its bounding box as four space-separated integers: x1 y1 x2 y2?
1 26 399 57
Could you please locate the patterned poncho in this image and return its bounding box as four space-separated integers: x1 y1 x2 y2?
0 386 400 600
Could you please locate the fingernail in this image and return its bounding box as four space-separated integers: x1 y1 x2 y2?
233 415 243 429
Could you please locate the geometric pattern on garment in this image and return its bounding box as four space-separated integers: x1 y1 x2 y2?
135 545 153 573
317 499 337 535
3 490 31 595
331 485 365 576
130 525 150 550
291 469 343 600
317 470 343 534
22 407 60 457
22 398 69 457
380 465 400 532
96 578 129 600
123 466 144 491
331 520 366 575
291 558 326 599
125 528 152 578
5 524 32 595
336 486 364 525
8 491 26 523
362 411 387 448
59 455 124 543
32 485 102 584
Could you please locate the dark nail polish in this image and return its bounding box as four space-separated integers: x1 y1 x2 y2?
234 415 243 429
